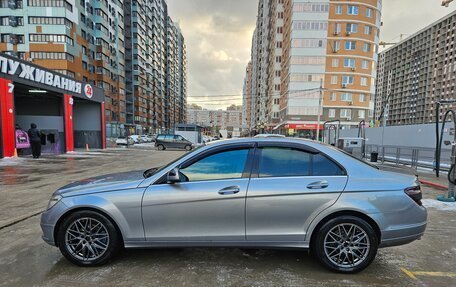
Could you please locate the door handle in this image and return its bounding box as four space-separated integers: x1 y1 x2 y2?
218 186 240 195
307 181 329 189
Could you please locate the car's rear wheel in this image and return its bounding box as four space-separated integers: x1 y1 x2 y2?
157 144 165 150
56 210 122 266
185 145 192 151
313 216 378 273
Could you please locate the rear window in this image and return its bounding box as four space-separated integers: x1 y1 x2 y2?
258 147 345 177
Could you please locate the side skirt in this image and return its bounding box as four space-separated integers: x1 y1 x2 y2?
124 240 310 249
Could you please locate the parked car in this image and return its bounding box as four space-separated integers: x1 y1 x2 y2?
254 134 285 138
115 136 134 146
155 134 193 151
140 135 153 143
40 138 426 272
129 135 143 144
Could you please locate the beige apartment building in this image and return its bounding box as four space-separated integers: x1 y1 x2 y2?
244 0 382 138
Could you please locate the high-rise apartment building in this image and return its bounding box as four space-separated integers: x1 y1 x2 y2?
242 61 253 129
375 10 456 126
0 0 127 136
1 0 186 136
244 0 382 138
124 0 186 134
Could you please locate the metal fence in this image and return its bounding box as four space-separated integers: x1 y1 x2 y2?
365 144 451 171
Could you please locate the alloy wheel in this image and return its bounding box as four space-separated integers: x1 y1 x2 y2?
323 223 370 268
64 217 110 262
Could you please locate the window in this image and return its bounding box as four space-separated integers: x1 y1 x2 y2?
331 75 338 84
363 42 371 52
341 93 352 101
334 40 340 51
360 77 368 86
28 17 72 28
362 60 369 69
343 58 355 67
293 21 328 31
347 5 358 15
366 8 373 18
328 109 336 118
332 58 339 67
258 147 344 177
359 94 366 102
364 25 372 35
345 41 356 50
29 34 74 45
28 0 72 11
335 23 342 34
179 149 249 182
358 110 366 118
342 76 354 85
291 39 326 48
335 5 342 14
346 23 357 33
330 92 337 101
0 16 23 26
340 109 351 118
30 51 74 62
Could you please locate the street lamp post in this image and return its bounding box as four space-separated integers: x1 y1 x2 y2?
316 79 323 141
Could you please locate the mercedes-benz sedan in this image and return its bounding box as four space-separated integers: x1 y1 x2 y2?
40 138 427 273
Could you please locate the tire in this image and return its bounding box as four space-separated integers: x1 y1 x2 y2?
312 216 378 273
185 145 192 151
56 210 123 266
157 144 165 150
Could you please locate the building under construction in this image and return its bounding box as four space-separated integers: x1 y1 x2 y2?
375 10 456 126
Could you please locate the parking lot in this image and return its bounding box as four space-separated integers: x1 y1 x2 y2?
0 145 455 286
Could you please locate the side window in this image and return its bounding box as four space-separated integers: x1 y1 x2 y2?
175 135 184 141
157 135 164 140
312 154 345 176
164 135 173 141
259 147 311 177
179 149 249 182
258 147 344 177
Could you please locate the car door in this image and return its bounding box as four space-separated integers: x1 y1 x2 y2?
246 142 348 241
142 144 254 241
174 135 186 149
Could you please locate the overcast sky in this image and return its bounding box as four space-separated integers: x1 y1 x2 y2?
167 0 454 110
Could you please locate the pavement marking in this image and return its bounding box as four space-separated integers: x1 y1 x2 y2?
401 267 418 280
413 271 456 278
401 268 456 280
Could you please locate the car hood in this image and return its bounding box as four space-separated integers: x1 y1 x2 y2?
54 170 147 197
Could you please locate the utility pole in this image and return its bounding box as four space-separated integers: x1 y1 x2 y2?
316 79 323 141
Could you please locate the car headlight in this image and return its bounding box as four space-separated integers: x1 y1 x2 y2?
47 195 62 210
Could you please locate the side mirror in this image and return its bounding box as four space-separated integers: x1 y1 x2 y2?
167 168 180 184
444 140 451 146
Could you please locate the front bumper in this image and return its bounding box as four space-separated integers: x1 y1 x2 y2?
40 200 68 246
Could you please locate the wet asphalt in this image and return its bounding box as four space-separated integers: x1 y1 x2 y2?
0 144 455 287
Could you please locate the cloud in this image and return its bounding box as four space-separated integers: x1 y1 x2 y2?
167 0 454 109
167 0 257 109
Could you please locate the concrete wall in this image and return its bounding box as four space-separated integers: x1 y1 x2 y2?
339 123 454 149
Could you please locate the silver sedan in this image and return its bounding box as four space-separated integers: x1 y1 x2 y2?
40 138 427 273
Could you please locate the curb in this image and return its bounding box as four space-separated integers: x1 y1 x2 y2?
419 179 448 190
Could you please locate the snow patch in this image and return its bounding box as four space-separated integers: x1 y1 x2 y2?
422 199 456 211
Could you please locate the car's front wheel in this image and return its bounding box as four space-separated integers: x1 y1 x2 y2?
56 210 122 266
157 144 165 150
313 216 378 273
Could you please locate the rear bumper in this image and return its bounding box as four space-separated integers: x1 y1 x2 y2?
379 221 427 248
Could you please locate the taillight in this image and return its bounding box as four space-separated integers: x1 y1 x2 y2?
404 185 423 206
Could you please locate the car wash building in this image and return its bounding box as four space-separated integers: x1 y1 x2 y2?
0 53 105 158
